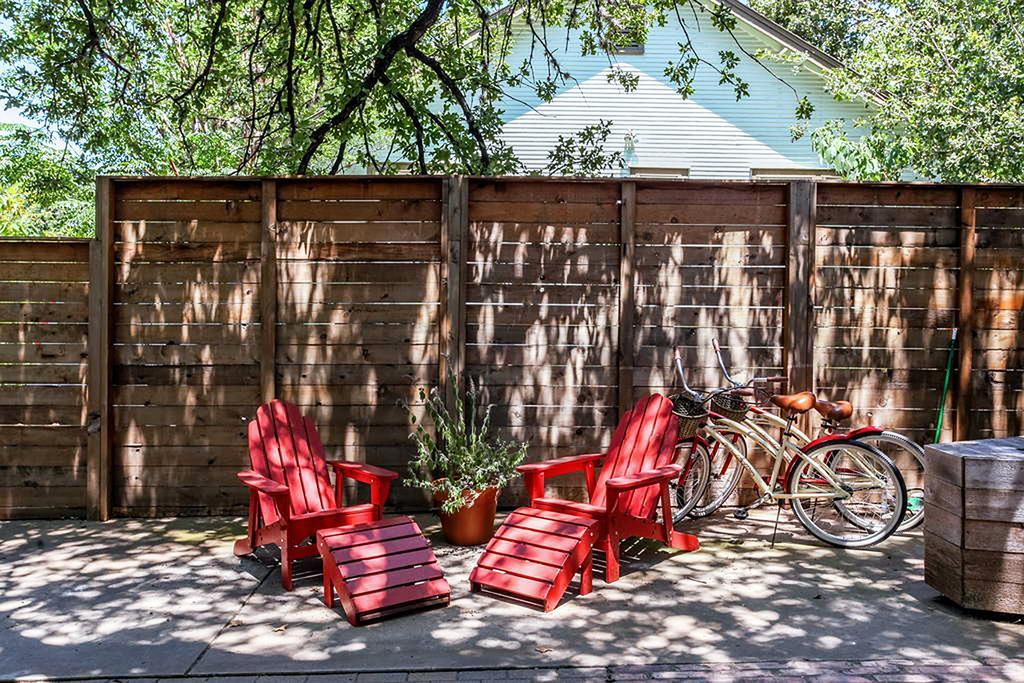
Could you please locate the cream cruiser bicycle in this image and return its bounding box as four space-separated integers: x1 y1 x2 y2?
693 339 926 532
670 352 908 548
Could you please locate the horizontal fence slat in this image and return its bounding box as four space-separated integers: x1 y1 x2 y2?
3 178 1022 519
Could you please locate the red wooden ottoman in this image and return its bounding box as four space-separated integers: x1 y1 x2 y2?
469 507 600 611
316 516 450 626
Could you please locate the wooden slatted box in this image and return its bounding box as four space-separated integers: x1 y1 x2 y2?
924 437 1024 614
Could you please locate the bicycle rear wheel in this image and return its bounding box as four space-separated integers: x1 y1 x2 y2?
787 440 907 548
688 430 747 519
670 441 711 523
853 431 925 532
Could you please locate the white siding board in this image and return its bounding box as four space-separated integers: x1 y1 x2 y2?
497 15 872 179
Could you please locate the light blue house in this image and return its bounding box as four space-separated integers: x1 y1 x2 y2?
496 1 872 180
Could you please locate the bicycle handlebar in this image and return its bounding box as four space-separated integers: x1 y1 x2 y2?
673 348 700 398
675 343 790 407
711 338 742 388
711 339 792 389
675 346 756 406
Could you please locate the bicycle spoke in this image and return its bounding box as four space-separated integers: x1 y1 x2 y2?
789 441 907 547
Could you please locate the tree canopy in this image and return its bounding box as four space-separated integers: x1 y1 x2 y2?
757 0 1024 182
0 124 94 237
0 0 790 178
1 0 1022 237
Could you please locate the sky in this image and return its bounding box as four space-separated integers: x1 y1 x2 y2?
0 106 33 126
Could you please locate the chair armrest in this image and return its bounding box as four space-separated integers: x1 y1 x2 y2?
327 460 400 483
517 453 605 477
237 470 289 496
519 453 605 503
326 460 399 510
237 470 291 524
606 464 683 491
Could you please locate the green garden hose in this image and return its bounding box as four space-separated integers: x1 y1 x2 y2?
934 329 958 443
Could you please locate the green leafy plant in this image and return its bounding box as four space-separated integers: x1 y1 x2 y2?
0 124 94 237
543 120 625 177
763 0 1024 182
404 373 526 514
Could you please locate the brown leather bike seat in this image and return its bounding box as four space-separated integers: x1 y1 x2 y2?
769 391 817 414
815 398 853 421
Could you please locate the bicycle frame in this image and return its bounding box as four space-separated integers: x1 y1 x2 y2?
672 348 891 506
706 337 887 458
703 413 866 501
747 406 885 454
681 407 883 507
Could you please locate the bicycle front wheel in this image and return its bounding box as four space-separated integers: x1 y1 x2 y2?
787 440 907 548
853 431 925 532
671 441 711 524
688 430 747 519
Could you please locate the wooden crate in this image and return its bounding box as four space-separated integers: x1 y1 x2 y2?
924 436 1024 614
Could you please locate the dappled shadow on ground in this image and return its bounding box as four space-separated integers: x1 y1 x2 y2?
0 517 270 678
1 511 1023 679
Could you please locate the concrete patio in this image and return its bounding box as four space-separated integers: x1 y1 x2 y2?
1 510 1022 681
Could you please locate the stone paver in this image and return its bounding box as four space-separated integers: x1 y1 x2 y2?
2 512 1023 681
87 660 1024 682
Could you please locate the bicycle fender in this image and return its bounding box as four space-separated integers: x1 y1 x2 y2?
847 425 885 439
783 426 885 493
805 425 882 451
783 432 853 491
803 431 852 451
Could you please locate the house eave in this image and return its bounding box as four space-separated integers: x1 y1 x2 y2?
714 0 845 71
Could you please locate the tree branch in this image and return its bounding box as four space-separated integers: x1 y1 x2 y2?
173 0 228 104
296 0 445 173
404 43 490 173
382 76 428 175
285 0 299 136
69 0 133 94
329 140 347 174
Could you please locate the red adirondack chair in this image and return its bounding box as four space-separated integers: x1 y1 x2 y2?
517 393 698 582
234 400 400 590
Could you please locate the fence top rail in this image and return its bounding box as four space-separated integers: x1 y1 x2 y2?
100 175 444 183
99 175 783 186
0 237 91 245
94 175 1024 191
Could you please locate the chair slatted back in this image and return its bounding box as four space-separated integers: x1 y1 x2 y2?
247 400 336 525
590 394 679 517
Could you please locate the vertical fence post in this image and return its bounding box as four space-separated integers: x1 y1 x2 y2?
955 187 976 441
260 179 278 403
784 180 816 404
618 181 637 419
440 176 467 408
86 177 114 521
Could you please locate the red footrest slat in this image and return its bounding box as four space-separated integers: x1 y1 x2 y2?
317 517 451 626
469 507 599 612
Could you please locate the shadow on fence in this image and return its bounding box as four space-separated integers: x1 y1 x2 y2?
0 177 1020 519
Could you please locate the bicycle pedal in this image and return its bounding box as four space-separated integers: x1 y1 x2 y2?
733 508 749 520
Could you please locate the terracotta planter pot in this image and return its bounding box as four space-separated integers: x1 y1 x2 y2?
433 483 498 546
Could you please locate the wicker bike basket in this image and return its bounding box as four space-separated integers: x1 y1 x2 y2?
711 392 749 422
671 394 708 438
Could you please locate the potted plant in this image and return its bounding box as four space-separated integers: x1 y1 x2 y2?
404 374 527 546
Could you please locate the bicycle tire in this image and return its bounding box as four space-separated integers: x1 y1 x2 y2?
671 441 711 524
688 430 747 519
852 430 926 532
787 440 907 548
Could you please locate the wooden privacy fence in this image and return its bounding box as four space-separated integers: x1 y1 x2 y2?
0 176 1021 520
0 240 90 518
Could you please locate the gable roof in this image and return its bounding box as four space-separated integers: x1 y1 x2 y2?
483 1 846 72
717 0 844 70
